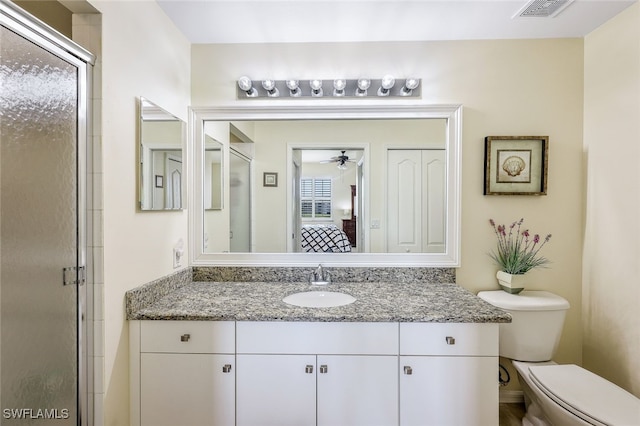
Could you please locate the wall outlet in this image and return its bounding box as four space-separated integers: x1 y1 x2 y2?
173 247 183 269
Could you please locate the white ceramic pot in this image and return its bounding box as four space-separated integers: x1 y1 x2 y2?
496 270 526 294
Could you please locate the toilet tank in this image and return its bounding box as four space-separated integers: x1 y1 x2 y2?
477 290 570 362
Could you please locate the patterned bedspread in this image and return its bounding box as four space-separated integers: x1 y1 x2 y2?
301 224 352 253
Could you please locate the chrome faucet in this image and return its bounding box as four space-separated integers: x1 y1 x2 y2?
310 264 330 285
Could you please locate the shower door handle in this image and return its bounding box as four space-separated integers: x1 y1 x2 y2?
63 266 86 286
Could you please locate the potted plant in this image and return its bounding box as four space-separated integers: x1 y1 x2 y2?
489 218 552 294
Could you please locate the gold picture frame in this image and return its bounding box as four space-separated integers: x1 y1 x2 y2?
484 136 548 195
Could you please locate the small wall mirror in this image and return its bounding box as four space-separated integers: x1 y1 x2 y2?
138 97 186 211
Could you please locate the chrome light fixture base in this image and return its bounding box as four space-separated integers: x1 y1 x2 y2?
236 77 421 99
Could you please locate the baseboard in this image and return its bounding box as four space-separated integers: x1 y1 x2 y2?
499 390 524 404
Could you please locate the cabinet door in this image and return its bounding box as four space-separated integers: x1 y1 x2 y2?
317 355 398 426
399 356 498 426
236 354 316 426
140 353 234 426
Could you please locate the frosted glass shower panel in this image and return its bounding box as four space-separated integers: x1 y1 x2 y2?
1 25 79 424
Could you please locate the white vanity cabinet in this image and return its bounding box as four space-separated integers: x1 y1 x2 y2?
130 320 500 426
235 322 399 426
129 320 236 426
399 323 499 426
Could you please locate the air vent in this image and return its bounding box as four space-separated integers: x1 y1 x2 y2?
514 0 575 18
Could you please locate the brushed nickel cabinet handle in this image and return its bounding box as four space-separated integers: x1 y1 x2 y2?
305 365 314 374
404 366 413 375
320 365 328 374
222 364 232 373
180 334 191 342
446 336 456 345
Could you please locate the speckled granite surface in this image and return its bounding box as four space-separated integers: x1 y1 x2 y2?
192 266 456 284
126 279 511 323
125 268 191 319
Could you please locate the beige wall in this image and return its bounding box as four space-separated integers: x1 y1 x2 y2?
193 39 585 375
15 0 72 37
583 3 640 397
87 1 191 424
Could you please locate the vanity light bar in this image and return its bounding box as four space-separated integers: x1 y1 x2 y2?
236 77 421 99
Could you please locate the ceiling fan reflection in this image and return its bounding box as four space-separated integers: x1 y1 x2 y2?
320 150 356 169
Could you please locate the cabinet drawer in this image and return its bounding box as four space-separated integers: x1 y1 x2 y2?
141 320 235 354
400 323 498 356
237 322 398 355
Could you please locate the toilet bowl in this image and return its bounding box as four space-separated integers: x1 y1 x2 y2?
477 290 640 426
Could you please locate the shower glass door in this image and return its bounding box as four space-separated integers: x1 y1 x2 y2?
1 7 88 424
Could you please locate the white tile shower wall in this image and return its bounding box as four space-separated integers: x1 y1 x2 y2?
73 12 104 426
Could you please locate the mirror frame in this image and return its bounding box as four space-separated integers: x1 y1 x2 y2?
189 104 462 267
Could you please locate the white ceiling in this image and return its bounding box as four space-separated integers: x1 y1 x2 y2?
156 0 636 44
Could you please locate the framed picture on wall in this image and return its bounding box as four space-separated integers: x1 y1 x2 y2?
155 175 164 188
263 172 278 187
484 136 548 195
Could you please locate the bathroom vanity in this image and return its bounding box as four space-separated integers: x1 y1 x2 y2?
127 272 510 426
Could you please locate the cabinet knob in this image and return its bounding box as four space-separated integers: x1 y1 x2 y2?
319 365 328 374
305 365 314 374
445 336 456 345
180 334 191 342
404 366 413 375
222 364 232 373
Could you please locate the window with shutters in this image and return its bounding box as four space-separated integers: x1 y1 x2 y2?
301 178 332 220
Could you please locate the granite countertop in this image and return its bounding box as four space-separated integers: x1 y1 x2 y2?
127 280 511 323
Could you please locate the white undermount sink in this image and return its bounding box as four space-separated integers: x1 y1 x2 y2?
283 291 356 308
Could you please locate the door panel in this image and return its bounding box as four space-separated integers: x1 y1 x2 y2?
236 354 316 426
318 355 398 426
1 18 82 425
229 150 251 252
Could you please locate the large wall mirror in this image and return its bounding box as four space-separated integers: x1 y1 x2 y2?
138 97 186 211
190 104 461 266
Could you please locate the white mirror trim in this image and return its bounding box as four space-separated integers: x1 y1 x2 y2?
189 104 462 267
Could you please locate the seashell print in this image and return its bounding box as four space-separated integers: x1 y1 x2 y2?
502 156 526 177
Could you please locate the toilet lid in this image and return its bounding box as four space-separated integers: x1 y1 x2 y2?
528 364 640 426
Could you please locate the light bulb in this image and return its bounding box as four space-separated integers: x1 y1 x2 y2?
310 79 323 97
356 78 370 96
237 76 257 97
401 78 420 96
378 75 395 96
238 76 252 91
262 79 279 97
333 79 346 97
286 80 301 97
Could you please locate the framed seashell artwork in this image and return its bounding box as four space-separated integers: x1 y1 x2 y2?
483 136 548 195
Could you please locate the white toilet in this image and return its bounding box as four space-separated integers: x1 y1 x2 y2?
477 290 640 426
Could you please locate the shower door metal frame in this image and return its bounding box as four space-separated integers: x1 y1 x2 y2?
0 1 95 425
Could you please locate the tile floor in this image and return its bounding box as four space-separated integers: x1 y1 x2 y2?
499 402 526 426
